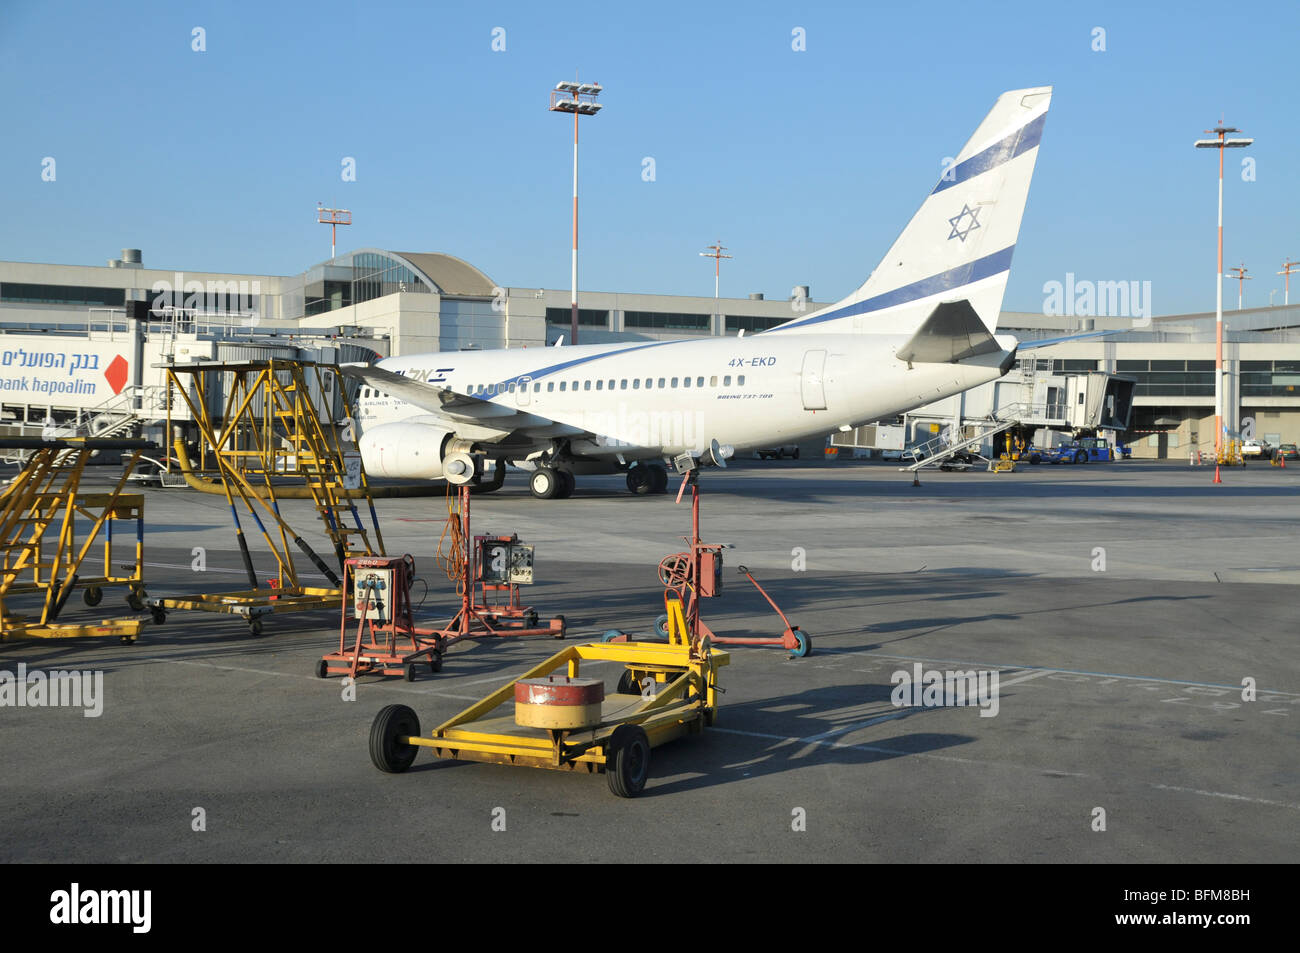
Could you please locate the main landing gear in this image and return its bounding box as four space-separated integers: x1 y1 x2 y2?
626 464 668 495
529 466 575 500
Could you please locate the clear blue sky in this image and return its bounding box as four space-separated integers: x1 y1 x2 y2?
2 0 1296 315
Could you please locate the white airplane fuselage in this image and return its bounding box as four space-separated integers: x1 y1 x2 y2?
355 332 1015 468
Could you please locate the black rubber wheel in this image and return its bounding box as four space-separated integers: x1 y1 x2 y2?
525 610 539 628
403 663 416 682
529 467 560 500
606 724 651 798
626 468 650 495
126 591 144 611
790 630 812 658
647 465 668 493
1029 453 1041 464
793 448 800 460
654 613 670 639
429 654 442 674
1074 450 1087 464
249 619 264 637
616 669 641 695
556 469 575 499
83 586 103 607
369 704 421 773
316 659 329 678
119 635 133 645
150 607 166 625
552 614 566 638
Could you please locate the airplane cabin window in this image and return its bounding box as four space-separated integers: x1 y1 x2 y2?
620 379 627 389
560 382 567 391
683 377 691 388
584 380 592 390
608 379 615 389
738 374 745 385
547 382 555 392
633 379 640 389
596 380 603 390
508 383 516 393
534 382 540 392
709 376 717 387
696 376 705 387
657 377 665 388
671 377 679 387
723 375 731 386
644 378 652 388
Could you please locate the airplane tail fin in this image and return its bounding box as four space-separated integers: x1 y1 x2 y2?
768 86 1051 337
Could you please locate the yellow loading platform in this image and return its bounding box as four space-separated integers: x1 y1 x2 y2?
147 359 383 635
1 438 152 643
370 596 728 797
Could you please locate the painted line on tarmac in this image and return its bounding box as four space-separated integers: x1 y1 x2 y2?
711 726 1300 811
996 669 1057 688
142 657 485 702
827 650 1299 697
710 725 1084 773
802 709 911 741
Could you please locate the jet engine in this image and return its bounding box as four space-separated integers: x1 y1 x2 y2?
357 419 456 480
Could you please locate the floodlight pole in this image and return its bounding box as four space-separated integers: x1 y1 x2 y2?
1194 123 1253 460
699 240 732 328
549 79 603 345
1280 259 1298 306
1226 263 1251 310
317 204 352 260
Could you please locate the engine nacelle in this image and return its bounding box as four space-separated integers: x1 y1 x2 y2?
358 419 454 480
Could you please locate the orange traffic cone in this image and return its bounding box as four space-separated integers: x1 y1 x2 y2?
1213 465 1222 484
1281 454 1287 469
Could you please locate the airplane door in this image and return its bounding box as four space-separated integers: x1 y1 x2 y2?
516 376 531 407
801 349 827 410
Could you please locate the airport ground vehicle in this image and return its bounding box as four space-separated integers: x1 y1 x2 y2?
1242 439 1272 460
1275 443 1299 462
1044 436 1129 464
755 445 800 460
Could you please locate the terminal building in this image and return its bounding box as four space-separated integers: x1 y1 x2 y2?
3 247 1299 460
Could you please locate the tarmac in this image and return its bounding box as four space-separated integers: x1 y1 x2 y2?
2 457 1297 863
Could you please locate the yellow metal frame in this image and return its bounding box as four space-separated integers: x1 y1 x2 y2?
409 601 728 773
151 360 383 630
1 441 149 641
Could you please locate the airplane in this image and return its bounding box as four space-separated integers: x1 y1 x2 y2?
345 86 1063 500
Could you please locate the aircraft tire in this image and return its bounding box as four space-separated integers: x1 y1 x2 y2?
530 467 561 500
556 469 575 498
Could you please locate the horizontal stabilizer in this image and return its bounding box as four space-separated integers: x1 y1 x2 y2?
896 300 1001 364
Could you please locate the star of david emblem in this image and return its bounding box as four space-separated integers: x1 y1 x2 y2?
947 204 981 242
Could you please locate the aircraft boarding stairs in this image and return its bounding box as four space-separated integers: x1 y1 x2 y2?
901 402 1036 472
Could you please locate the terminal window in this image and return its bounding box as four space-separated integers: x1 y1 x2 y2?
724 314 786 333
545 307 608 327
623 310 711 331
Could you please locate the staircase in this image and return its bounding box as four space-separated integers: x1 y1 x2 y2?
902 401 1038 472
73 385 166 439
272 366 383 564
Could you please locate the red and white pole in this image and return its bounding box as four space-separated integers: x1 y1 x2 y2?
1215 132 1224 461
571 107 579 346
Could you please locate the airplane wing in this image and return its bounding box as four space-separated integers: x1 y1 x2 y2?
339 363 587 442
1014 328 1128 350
